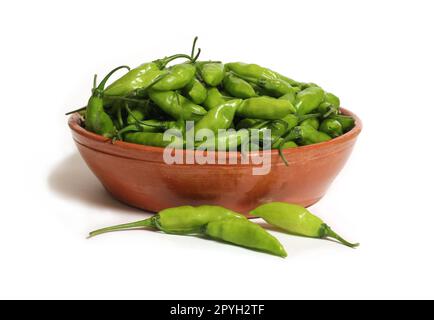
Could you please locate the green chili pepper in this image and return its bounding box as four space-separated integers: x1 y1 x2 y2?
151 63 196 91
104 53 194 97
284 125 332 146
319 118 343 138
183 78 207 104
125 102 153 124
89 205 246 237
203 87 230 110
197 62 225 86
295 86 325 116
223 73 257 99
205 218 287 257
123 131 183 148
257 114 299 144
250 202 359 248
324 92 340 107
300 117 320 130
236 97 294 120
85 66 130 138
329 115 355 133
233 73 298 98
225 62 299 86
148 90 207 121
317 102 338 118
272 139 297 149
193 99 241 134
196 129 249 151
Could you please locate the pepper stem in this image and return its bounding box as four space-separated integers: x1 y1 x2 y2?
95 65 131 93
65 106 87 115
191 36 198 58
88 218 155 238
320 224 359 248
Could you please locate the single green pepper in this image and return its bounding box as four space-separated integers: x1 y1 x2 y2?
319 118 343 138
89 205 246 237
86 66 130 138
198 62 225 86
283 125 332 146
104 54 193 97
123 131 183 148
223 73 257 99
152 63 196 91
148 90 207 121
236 97 294 120
193 99 241 134
329 115 355 133
233 73 298 98
205 218 287 257
324 92 340 107
225 62 299 86
183 78 207 104
317 102 339 117
203 87 230 110
300 117 320 130
251 202 359 248
295 86 325 116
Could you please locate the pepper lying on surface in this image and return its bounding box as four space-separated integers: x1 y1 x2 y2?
89 203 358 257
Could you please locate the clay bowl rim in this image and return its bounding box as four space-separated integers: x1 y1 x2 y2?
69 107 362 160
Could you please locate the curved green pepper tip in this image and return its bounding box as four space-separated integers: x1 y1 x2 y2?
319 224 359 248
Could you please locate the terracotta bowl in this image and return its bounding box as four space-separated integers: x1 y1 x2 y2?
69 109 362 215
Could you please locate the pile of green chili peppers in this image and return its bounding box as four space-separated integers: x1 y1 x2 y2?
90 202 359 257
69 38 355 164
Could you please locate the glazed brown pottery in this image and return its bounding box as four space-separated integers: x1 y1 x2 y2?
69 108 362 215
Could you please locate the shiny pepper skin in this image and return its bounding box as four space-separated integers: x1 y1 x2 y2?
183 78 208 104
251 202 359 248
148 90 207 121
104 63 166 97
152 63 196 91
225 62 299 86
295 86 325 116
223 73 257 99
319 118 343 138
236 96 294 120
193 99 241 134
198 62 225 86
203 87 230 110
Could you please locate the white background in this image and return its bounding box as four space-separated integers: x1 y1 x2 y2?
1 0 433 300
